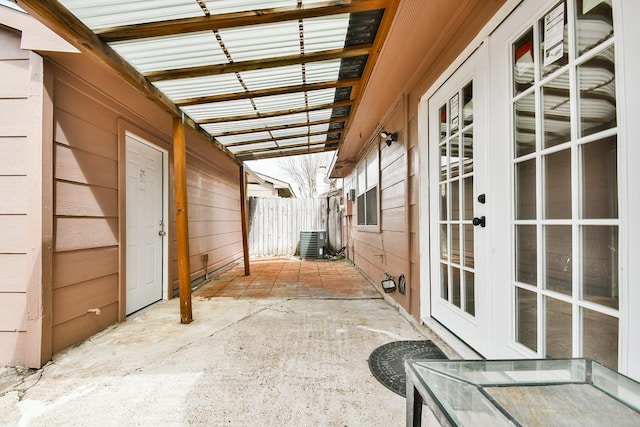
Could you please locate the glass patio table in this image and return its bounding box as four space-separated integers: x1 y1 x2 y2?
405 358 640 427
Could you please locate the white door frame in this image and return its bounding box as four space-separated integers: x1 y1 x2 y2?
418 0 523 359
124 131 169 313
425 43 491 356
419 0 638 375
615 0 640 382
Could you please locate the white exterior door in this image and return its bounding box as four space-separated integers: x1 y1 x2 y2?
428 44 490 355
126 135 165 315
487 0 626 371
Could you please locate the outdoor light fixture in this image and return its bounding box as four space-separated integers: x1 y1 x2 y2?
381 272 396 293
380 130 398 146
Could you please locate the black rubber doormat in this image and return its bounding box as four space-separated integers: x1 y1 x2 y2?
368 340 447 397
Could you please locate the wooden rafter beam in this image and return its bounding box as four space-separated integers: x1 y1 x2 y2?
208 117 346 137
145 45 371 82
197 99 353 124
222 129 342 148
237 143 340 161
175 78 360 106
236 140 341 156
97 0 387 42
237 139 341 155
16 0 237 162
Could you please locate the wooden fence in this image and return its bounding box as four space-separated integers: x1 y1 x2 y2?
248 196 343 257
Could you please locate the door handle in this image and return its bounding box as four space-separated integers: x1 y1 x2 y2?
472 216 486 228
159 230 166 236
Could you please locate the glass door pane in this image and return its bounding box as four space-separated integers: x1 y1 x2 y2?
438 81 476 316
511 0 619 368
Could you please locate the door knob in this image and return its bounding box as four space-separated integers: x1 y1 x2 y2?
472 216 486 228
159 230 166 236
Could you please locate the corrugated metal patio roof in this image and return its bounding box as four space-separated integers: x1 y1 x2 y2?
19 0 399 162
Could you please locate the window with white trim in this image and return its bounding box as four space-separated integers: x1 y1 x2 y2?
356 148 378 226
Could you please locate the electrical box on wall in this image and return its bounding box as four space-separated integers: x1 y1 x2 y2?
349 188 356 201
345 198 352 215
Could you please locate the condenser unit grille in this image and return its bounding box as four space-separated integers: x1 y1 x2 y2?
300 230 326 260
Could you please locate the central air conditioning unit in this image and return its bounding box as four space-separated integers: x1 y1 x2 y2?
300 230 326 259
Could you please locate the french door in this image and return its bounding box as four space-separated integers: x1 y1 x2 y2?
428 44 490 355
490 0 621 370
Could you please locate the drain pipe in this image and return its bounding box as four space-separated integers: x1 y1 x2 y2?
326 196 330 255
203 253 209 279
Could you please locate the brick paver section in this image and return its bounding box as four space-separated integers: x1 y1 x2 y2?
196 257 381 299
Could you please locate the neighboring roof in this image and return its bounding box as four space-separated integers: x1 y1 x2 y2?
17 0 400 163
246 171 295 198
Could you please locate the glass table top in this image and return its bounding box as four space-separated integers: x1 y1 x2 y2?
407 359 640 426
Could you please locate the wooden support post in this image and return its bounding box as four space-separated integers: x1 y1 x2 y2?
173 117 193 323
239 165 251 276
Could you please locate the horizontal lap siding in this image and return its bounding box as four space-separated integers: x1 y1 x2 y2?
50 62 244 352
0 30 37 366
51 77 120 354
0 254 27 293
347 106 412 309
172 155 242 291
346 101 423 319
53 247 119 288
52 302 118 355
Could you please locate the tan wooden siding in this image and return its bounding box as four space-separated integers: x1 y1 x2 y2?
52 275 119 325
0 176 28 213
2 24 245 365
55 144 118 188
170 148 243 292
0 215 27 252
0 29 28 60
346 103 414 312
55 109 118 160
52 302 118 354
51 76 120 354
0 60 30 97
0 98 30 135
53 247 118 289
55 217 119 252
380 181 405 210
0 293 27 331
0 254 27 293
0 138 28 175
0 332 27 365
56 181 118 217
0 30 46 367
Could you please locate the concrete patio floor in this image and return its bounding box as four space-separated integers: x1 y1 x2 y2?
0 258 453 427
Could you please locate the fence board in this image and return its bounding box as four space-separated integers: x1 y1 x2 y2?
248 196 342 257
